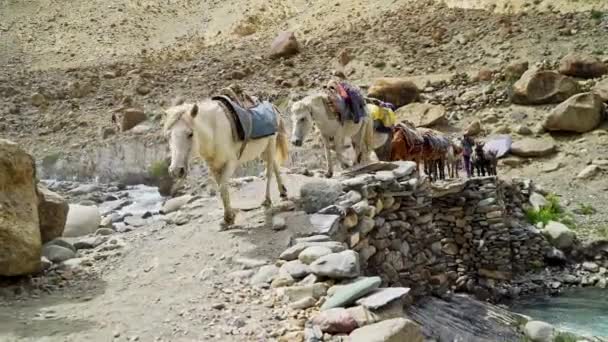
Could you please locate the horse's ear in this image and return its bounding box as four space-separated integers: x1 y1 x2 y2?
190 104 198 118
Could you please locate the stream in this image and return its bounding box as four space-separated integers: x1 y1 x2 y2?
510 288 608 338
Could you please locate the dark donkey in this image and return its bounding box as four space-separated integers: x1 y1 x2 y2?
472 142 498 177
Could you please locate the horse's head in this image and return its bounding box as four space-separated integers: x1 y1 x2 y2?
290 100 313 147
163 103 198 179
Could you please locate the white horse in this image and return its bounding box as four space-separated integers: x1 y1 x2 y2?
290 93 389 177
446 138 463 179
163 100 289 226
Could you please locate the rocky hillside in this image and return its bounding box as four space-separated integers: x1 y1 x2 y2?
2 0 608 238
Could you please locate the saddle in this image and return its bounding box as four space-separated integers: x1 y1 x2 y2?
211 86 279 159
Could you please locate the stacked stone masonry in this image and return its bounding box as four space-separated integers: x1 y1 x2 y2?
313 162 552 298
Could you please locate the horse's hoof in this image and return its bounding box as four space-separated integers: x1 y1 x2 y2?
223 212 236 226
262 199 272 208
280 186 288 199
325 171 333 178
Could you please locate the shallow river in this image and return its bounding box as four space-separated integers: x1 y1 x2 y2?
510 288 608 337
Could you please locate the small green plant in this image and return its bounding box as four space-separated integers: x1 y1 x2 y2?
525 193 575 228
596 225 608 239
577 203 596 215
591 10 604 21
148 159 169 178
554 332 578 342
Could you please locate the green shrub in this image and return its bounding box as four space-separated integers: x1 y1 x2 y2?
591 10 604 21
578 203 596 215
525 194 575 228
149 159 169 178
554 332 578 342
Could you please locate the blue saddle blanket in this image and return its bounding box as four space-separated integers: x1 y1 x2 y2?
212 95 278 140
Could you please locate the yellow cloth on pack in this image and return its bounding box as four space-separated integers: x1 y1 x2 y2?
367 104 396 128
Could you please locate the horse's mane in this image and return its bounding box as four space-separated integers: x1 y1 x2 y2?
396 122 423 147
163 103 192 133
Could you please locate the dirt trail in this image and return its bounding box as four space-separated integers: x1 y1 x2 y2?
0 174 313 342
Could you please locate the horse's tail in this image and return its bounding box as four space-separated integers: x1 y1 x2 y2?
275 114 289 165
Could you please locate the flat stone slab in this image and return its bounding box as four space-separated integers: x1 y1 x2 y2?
321 276 381 310
309 214 340 236
355 287 411 310
280 241 347 261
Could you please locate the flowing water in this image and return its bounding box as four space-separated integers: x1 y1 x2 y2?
510 288 608 338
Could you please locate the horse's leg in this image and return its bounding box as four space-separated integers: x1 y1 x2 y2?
322 135 334 178
333 131 351 170
262 147 274 208
215 162 238 225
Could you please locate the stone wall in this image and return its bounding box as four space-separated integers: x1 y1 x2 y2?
309 161 552 300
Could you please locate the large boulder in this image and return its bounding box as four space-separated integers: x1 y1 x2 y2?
299 179 343 214
510 69 580 105
269 31 300 59
395 103 446 127
37 184 69 243
558 53 608 79
367 78 420 108
543 93 604 133
543 221 575 250
63 204 101 237
510 138 556 158
348 318 424 342
0 139 41 276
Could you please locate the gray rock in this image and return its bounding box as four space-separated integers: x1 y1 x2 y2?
63 204 101 237
279 260 310 279
355 287 411 310
280 241 347 261
73 236 108 249
160 195 192 214
583 261 600 273
42 245 76 263
289 296 317 310
95 228 114 236
576 165 601 180
529 192 548 211
543 221 575 250
348 317 424 342
277 283 329 302
61 257 87 269
40 257 52 271
524 321 555 342
44 238 76 253
310 250 360 279
545 248 567 265
68 184 100 195
374 171 395 182
272 216 287 231
299 180 343 214
392 161 417 178
309 214 341 236
299 246 333 265
233 257 268 269
250 265 279 285
292 235 331 245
